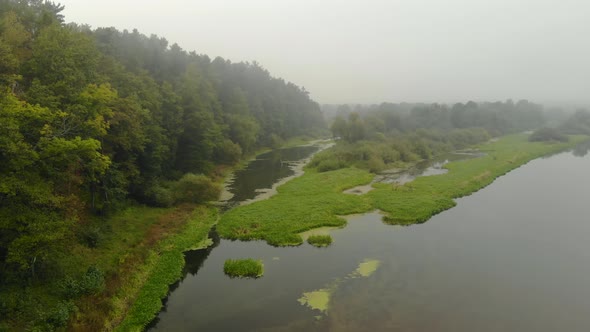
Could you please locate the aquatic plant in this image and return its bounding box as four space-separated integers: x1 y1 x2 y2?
223 259 264 278
307 235 333 247
219 134 586 245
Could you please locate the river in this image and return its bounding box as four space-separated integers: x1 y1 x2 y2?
148 142 590 331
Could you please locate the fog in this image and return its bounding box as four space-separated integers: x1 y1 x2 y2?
60 0 590 105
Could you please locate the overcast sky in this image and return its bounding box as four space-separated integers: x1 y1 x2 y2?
59 0 590 105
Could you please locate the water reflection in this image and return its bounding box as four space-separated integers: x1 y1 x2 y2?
222 146 318 207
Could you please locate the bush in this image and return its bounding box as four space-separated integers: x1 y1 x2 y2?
78 226 103 248
316 159 348 172
60 266 105 299
43 301 76 330
223 259 263 278
174 173 221 204
307 235 333 247
529 127 568 142
149 185 174 207
366 156 386 173
215 139 243 164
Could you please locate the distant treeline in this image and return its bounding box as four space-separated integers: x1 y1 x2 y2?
0 0 324 280
312 101 590 172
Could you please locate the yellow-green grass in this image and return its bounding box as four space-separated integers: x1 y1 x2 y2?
219 134 587 245
223 259 264 278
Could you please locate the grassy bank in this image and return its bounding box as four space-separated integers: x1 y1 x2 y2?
370 134 587 224
218 134 587 245
114 206 217 331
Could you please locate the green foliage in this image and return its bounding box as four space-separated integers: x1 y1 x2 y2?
173 173 221 204
223 259 264 278
219 135 586 247
43 301 77 330
310 127 492 174
369 134 584 224
218 168 373 246
115 206 217 332
59 266 105 299
307 235 333 247
529 127 568 142
560 110 590 135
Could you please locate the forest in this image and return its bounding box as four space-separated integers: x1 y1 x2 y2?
2 0 590 331
0 1 324 329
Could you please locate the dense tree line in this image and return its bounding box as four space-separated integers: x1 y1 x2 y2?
0 0 324 291
313 100 548 172
326 100 545 142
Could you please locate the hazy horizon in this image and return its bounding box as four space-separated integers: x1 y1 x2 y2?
60 0 590 107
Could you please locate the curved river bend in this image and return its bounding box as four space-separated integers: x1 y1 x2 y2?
149 143 590 332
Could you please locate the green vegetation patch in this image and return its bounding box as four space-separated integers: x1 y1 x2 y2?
307 235 333 247
298 258 381 316
369 134 586 225
115 206 218 332
218 167 374 246
223 259 264 278
220 134 587 246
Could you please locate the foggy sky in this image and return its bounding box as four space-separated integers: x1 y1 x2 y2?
59 0 590 105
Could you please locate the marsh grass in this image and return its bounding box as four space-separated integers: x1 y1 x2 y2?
307 235 333 247
223 259 264 278
217 167 373 246
219 134 587 245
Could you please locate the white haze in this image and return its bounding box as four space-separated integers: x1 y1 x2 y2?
59 0 590 106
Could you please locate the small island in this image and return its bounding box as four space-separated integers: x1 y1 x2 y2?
223 259 264 278
307 235 333 247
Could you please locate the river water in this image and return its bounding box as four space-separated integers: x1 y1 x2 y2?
149 143 590 332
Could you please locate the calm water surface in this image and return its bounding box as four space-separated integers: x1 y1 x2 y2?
149 144 590 332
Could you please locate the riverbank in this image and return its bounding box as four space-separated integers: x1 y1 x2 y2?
114 206 217 331
54 205 216 331
107 140 324 330
218 134 588 246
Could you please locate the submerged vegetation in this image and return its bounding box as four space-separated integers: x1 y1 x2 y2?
223 259 264 278
307 235 333 247
298 258 381 315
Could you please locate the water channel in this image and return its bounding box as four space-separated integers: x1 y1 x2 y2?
149 142 590 331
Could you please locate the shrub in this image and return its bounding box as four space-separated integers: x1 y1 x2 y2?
307 235 333 247
215 139 243 164
316 159 348 172
366 156 386 173
78 226 103 248
529 127 568 142
60 266 105 299
174 173 221 204
43 301 76 330
223 259 263 278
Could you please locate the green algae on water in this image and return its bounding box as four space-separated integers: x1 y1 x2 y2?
352 259 380 277
297 288 333 313
298 258 381 316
